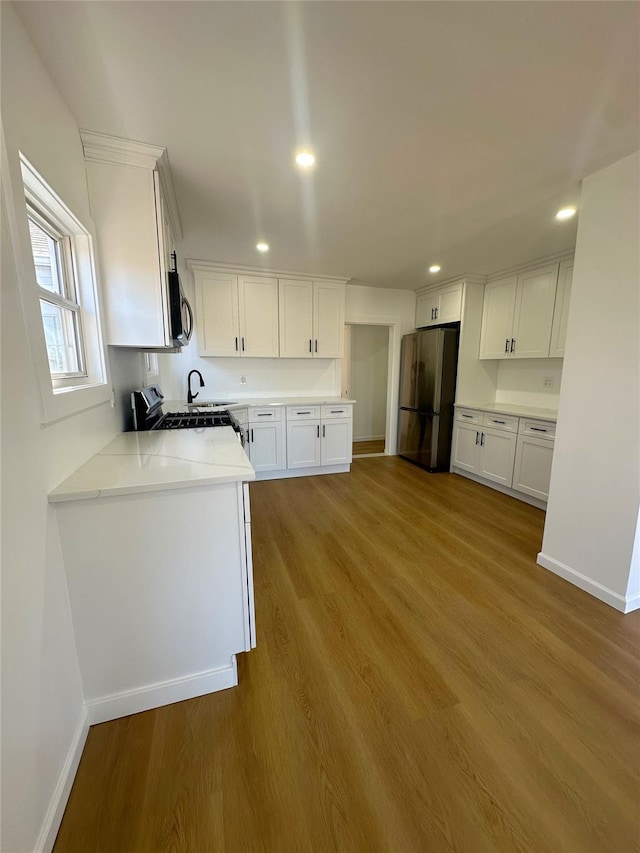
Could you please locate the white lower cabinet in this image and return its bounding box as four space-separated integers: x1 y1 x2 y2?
321 419 353 465
513 434 554 501
244 408 286 473
451 421 516 486
283 403 353 473
452 407 555 505
287 420 322 468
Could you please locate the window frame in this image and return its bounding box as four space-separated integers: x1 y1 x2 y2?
11 152 111 424
26 200 88 385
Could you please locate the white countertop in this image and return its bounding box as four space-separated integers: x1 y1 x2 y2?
185 396 355 410
455 401 558 421
49 428 255 504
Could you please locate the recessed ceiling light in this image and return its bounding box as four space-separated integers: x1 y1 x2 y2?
555 207 577 220
256 242 269 252
295 151 316 168
429 265 441 273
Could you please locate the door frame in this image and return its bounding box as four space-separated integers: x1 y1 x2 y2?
344 314 402 455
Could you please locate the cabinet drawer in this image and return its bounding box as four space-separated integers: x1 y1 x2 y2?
519 419 555 440
456 408 482 425
248 407 283 423
321 405 352 419
482 412 518 432
286 405 321 420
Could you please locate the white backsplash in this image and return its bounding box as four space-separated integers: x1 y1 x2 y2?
494 358 563 409
157 347 341 402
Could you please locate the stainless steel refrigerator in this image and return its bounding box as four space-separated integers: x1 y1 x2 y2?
397 327 459 471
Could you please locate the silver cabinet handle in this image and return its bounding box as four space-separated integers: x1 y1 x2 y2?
475 431 480 445
435 307 438 320
314 340 318 353
505 338 509 353
461 414 473 419
256 413 271 417
317 425 320 438
297 411 311 415
493 420 506 425
480 432 485 446
235 336 239 351
309 339 312 352
242 337 245 351
530 427 547 432
322 424 326 437
250 428 254 442
510 338 515 353
330 410 344 414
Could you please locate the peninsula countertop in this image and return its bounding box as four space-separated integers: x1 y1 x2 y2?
48 428 254 504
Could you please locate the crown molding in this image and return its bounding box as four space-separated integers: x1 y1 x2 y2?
80 130 182 241
415 273 486 296
186 258 351 285
486 249 574 282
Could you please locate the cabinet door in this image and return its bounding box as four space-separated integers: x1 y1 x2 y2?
416 293 437 328
436 283 463 324
451 422 480 473
477 428 517 487
279 280 313 358
249 422 285 472
513 435 554 501
313 281 345 357
86 161 169 347
549 260 573 358
195 271 240 356
238 276 279 357
511 265 558 359
321 419 352 465
479 276 517 359
287 421 321 468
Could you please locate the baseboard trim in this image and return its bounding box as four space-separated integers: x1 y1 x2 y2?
536 552 634 612
85 658 239 725
450 467 547 510
353 435 385 442
255 464 350 481
36 708 89 853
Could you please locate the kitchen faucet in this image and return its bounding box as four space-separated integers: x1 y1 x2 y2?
187 369 205 404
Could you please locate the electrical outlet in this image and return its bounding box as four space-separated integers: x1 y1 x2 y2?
543 376 555 388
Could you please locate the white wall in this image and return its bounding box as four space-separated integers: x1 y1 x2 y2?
345 284 416 334
539 151 640 612
1 6 144 850
494 358 563 409
350 325 389 440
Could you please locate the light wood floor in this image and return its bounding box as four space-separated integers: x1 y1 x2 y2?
353 438 385 455
54 458 640 852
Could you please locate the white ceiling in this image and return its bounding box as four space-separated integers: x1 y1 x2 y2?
15 1 640 289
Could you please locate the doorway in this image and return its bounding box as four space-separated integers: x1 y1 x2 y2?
344 324 390 457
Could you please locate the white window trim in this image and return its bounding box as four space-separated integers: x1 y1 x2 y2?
10 152 111 424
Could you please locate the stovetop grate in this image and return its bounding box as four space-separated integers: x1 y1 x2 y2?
153 411 237 430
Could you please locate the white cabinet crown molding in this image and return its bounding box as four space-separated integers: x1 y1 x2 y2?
80 129 182 241
186 258 350 285
485 250 574 284
414 274 486 297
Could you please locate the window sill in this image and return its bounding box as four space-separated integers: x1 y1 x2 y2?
40 381 111 426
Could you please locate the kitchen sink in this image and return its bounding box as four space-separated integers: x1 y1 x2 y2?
190 400 237 407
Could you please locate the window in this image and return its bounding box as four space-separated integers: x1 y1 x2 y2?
27 205 85 384
17 154 109 422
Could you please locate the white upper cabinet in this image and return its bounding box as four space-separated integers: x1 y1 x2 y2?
313 281 345 357
279 279 346 358
479 264 559 359
81 131 182 349
278 279 314 357
549 259 573 358
416 282 462 328
238 276 279 357
193 267 278 357
195 271 239 356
